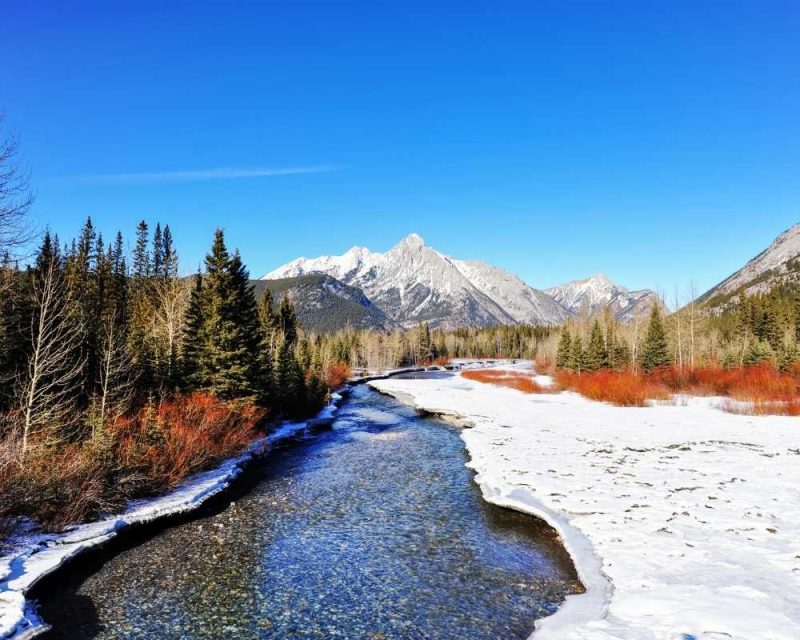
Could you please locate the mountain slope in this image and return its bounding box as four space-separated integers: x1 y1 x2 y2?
264 233 568 328
250 275 398 333
545 273 658 323
700 222 800 307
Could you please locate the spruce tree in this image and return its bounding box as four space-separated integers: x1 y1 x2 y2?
569 335 585 373
585 320 609 371
183 231 261 399
639 305 671 371
133 220 150 279
152 222 163 278
556 328 572 369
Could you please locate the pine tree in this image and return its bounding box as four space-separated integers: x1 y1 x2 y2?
569 335 585 373
133 221 150 279
162 224 177 278
585 320 609 371
152 222 163 278
183 231 261 399
639 305 671 371
610 337 631 370
182 272 206 387
556 328 572 369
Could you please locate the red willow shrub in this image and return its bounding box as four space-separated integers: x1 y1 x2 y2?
112 393 265 494
324 363 353 388
556 363 800 410
462 369 548 394
0 393 266 534
555 369 670 407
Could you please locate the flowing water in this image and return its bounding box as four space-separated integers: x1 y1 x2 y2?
37 380 581 640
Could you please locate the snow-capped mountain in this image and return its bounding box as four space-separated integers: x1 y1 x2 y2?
264 233 570 328
545 273 658 323
700 222 800 306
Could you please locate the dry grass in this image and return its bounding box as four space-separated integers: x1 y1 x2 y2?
462 368 548 394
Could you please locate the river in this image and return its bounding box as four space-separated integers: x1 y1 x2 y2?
36 377 581 639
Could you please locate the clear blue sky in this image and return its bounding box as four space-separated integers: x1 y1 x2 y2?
2 1 799 294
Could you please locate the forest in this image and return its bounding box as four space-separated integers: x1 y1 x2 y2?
0 215 351 537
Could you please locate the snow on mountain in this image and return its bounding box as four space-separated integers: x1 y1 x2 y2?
700 222 800 306
450 259 570 325
264 233 569 328
545 273 658 323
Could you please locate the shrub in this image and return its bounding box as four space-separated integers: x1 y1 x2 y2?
324 362 352 388
462 369 547 393
0 393 265 533
555 369 670 407
112 393 265 494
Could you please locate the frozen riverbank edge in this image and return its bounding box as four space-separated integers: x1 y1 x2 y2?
370 364 800 640
368 376 610 640
0 391 355 640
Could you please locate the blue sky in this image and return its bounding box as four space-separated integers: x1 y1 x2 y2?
2 1 799 294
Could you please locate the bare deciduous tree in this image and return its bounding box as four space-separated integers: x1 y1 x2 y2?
96 316 135 431
0 115 33 257
15 262 84 459
150 276 190 386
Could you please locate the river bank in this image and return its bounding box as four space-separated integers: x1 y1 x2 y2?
0 392 345 640
370 363 800 640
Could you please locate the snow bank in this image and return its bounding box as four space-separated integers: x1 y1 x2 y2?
370 365 800 640
0 393 344 640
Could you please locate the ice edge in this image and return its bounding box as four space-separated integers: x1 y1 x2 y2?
368 380 612 640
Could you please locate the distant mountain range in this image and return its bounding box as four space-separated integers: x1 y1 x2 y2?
700 222 800 308
261 234 658 331
545 273 659 324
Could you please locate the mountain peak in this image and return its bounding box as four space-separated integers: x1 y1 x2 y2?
398 232 425 249
700 221 800 305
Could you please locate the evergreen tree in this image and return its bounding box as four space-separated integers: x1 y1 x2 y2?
610 337 631 370
569 335 585 373
585 320 608 371
555 328 572 369
133 220 150 279
183 231 261 399
162 225 177 278
743 339 773 366
152 222 163 278
639 305 671 371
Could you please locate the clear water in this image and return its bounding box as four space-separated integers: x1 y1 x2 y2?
38 385 581 640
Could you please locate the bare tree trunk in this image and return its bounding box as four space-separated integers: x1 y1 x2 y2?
96 316 134 432
0 116 33 256
16 262 84 460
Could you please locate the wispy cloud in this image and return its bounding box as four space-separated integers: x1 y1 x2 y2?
63 165 342 184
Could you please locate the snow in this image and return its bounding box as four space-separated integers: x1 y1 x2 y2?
0 393 345 640
370 364 800 640
262 233 567 327
545 274 657 323
704 222 800 301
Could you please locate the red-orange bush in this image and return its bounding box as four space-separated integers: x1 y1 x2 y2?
556 363 800 411
112 393 265 493
462 369 547 393
555 369 670 407
324 362 353 388
0 393 266 535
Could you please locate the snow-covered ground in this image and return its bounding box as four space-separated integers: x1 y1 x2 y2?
370 365 800 640
0 392 343 640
